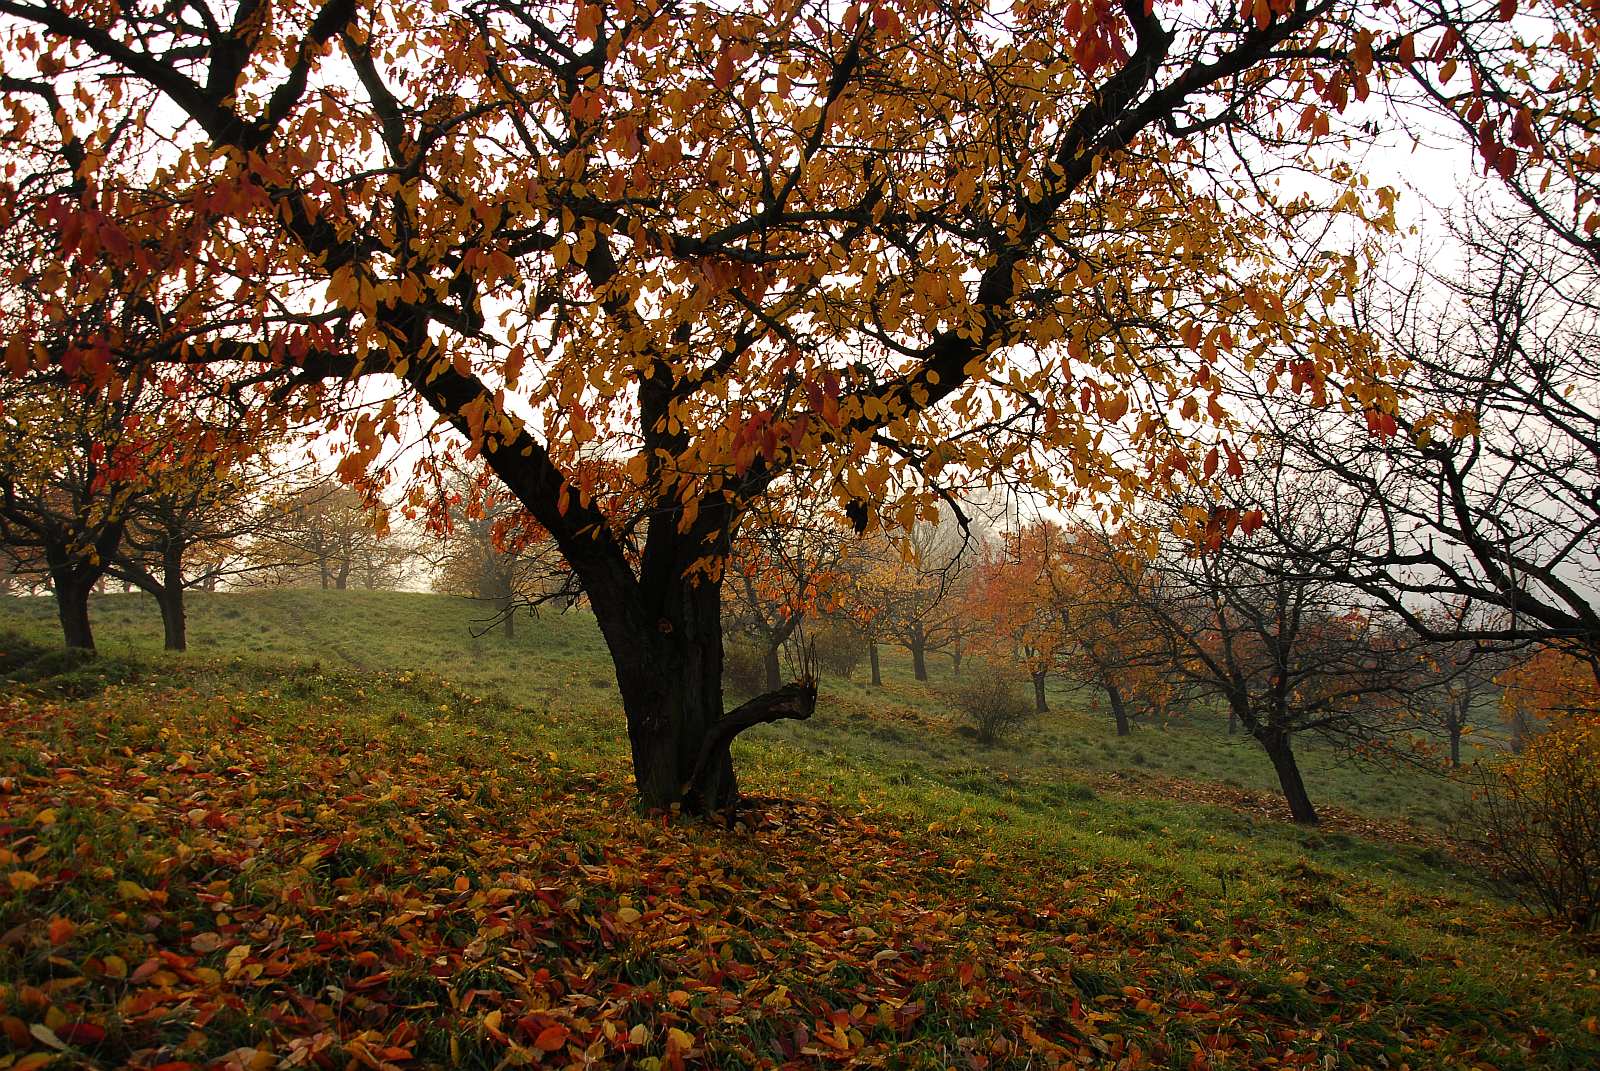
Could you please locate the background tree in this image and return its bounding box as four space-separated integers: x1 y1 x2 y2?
248 479 415 592
853 514 976 683
426 459 577 637
0 379 158 649
104 424 281 650
1258 204 1600 662
1104 478 1435 824
725 492 853 692
1 0 1588 809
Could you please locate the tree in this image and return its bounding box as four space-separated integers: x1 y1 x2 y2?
853 514 975 682
0 380 151 649
966 529 1064 714
425 459 577 636
1257 204 1600 662
105 425 279 650
2 0 1588 810
248 479 414 591
1103 478 1433 824
725 493 853 691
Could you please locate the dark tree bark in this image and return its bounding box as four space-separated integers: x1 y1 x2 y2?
53 570 95 650
1259 727 1318 824
869 641 881 686
1031 669 1048 714
908 622 928 681
157 587 187 652
1106 681 1130 736
1446 699 1466 768
763 642 782 693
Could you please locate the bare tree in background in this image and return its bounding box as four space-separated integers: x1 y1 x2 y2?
248 479 416 592
1258 204 1600 665
1103 472 1440 824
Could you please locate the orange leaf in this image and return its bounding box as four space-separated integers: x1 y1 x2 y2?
533 1024 569 1052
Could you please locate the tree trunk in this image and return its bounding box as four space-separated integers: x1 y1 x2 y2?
1447 701 1464 768
869 641 881 686
909 624 928 681
1106 681 1130 736
1031 670 1048 714
157 588 186 652
54 573 95 651
159 551 187 652
1259 728 1318 824
951 637 962 677
763 641 782 693
502 597 516 639
597 574 814 813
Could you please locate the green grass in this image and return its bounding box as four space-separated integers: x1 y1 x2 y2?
0 588 1538 908
2 588 1598 1068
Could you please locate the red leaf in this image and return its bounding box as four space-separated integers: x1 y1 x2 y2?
533 1024 570 1051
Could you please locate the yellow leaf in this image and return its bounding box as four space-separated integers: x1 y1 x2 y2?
7 871 40 892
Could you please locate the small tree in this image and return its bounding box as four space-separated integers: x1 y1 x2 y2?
1470 716 1600 932
949 662 1033 746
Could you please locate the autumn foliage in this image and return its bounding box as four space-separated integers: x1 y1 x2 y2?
1472 715 1600 932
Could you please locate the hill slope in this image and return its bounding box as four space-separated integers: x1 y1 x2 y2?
1 590 1597 1068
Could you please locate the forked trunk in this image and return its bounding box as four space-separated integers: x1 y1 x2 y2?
1259 728 1317 824
600 574 814 813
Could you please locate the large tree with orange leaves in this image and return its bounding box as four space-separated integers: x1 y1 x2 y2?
0 0 1592 809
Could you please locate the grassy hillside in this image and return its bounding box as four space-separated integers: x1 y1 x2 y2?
2 589 1597 1069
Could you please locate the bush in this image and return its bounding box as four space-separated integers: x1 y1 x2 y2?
948 663 1032 746
723 642 765 698
810 620 867 679
1470 718 1600 932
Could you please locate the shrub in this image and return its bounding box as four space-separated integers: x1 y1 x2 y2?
810 620 867 679
723 643 765 698
1469 717 1600 932
948 663 1032 746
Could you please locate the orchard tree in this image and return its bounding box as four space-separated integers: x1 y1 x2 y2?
106 425 280 650
967 527 1065 714
0 379 160 649
1257 204 1600 661
1 0 1591 810
425 458 577 636
854 513 976 682
248 478 413 591
725 492 853 692
1108 477 1433 824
